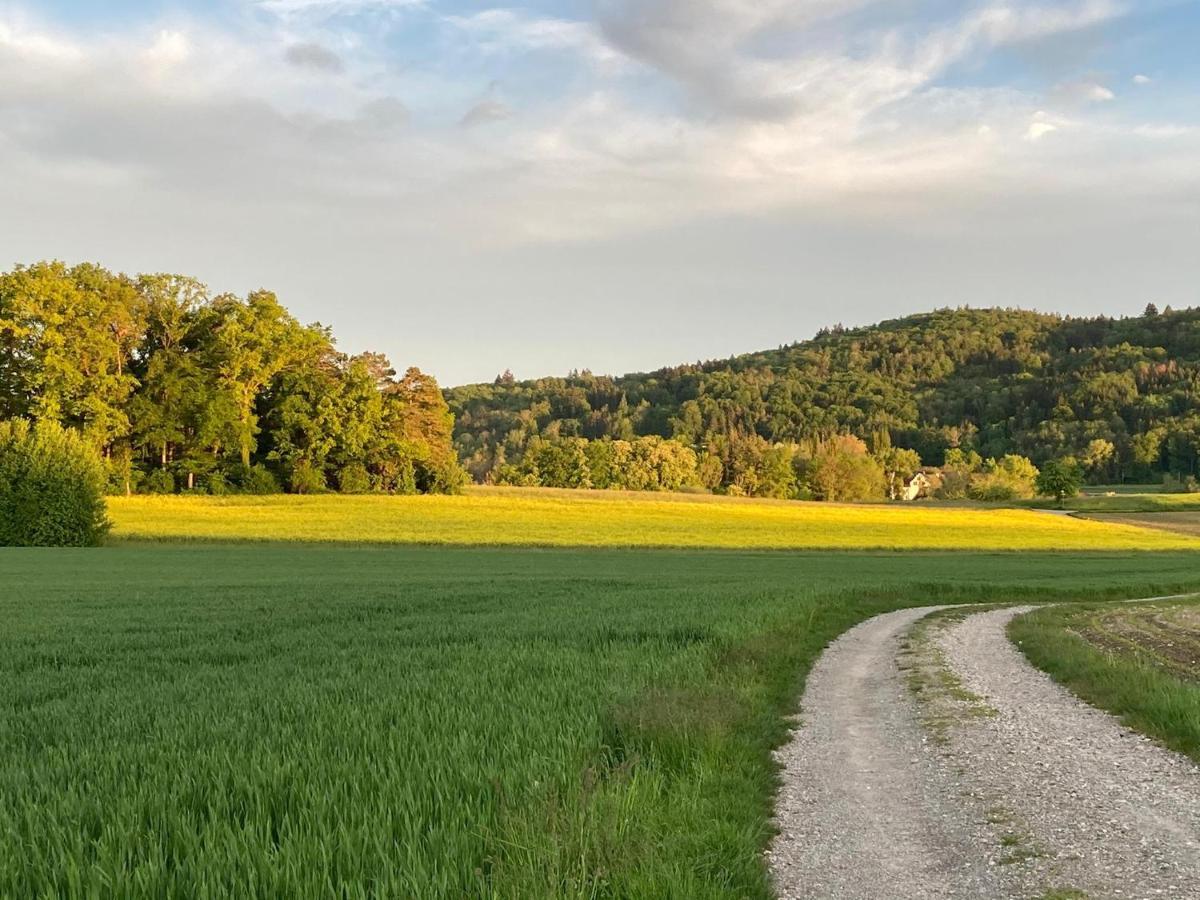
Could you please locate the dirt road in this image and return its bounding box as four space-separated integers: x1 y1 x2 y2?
768 604 1200 899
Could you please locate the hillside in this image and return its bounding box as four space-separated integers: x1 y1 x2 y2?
446 306 1200 490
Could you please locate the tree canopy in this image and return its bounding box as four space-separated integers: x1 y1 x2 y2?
0 261 463 495
447 306 1200 495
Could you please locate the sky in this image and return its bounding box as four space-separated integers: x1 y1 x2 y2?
1 1 1198 386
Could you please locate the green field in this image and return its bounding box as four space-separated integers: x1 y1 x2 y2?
1027 492 1200 513
7 540 1200 898
1011 599 1200 763
105 489 1200 551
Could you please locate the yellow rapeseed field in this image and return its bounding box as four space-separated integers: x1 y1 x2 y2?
106 487 1200 551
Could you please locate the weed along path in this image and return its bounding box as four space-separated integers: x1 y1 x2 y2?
768 604 1200 900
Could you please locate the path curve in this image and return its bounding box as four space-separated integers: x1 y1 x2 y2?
938 607 1200 899
767 606 1008 899
769 603 1200 900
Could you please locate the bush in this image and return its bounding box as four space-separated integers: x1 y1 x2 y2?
231 464 281 495
288 460 326 495
144 468 176 495
0 420 110 547
337 464 372 494
207 471 230 495
1162 474 1199 494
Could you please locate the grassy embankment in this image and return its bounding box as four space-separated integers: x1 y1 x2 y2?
5 491 1200 897
105 487 1200 551
1011 599 1200 763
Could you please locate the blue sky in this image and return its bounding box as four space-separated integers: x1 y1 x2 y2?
2 0 1198 384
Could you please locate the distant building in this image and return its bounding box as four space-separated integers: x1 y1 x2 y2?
903 471 938 501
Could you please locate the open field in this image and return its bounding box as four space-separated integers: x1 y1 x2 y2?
105 488 1200 551
6 545 1200 897
1010 599 1200 763
1082 511 1200 538
1082 484 1166 495
1027 492 1200 513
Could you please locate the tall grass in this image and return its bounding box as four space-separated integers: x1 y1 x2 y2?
105 488 1200 551
5 545 1200 897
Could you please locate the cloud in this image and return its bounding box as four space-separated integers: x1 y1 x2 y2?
1026 120 1059 141
460 97 512 127
1052 80 1116 104
1132 73 1152 85
445 9 620 66
284 42 344 73
143 30 190 68
0 0 1196 251
257 0 426 14
357 95 408 129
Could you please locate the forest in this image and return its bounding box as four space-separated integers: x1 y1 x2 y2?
6 259 1198 502
447 306 1200 497
0 261 463 495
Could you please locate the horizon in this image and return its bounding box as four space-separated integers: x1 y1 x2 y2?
3 1 1199 384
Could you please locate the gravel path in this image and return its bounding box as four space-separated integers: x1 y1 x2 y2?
767 607 1012 900
769 604 1200 900
938 607 1200 899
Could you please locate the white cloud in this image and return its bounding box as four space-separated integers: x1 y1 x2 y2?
257 0 426 13
1132 73 1152 85
142 30 190 69
4 1 1199 384
460 97 512 127
0 1 1195 248
1026 120 1059 141
1053 80 1116 104
445 10 620 67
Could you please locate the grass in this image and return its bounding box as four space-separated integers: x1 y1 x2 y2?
1010 598 1200 764
6 545 1200 898
1081 511 1200 538
104 487 1200 551
1026 492 1200 513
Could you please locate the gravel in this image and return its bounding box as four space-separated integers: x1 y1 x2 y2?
937 607 1200 900
767 607 1014 899
769 604 1200 899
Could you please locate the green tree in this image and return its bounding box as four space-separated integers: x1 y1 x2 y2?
1036 458 1083 506
0 262 143 450
805 435 885 502
878 446 923 500
198 291 322 467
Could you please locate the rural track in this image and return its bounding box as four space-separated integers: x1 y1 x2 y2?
768 602 1200 900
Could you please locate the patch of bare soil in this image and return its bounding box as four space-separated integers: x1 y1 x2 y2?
1075 603 1200 680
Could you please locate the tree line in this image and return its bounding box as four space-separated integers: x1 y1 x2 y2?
448 305 1200 495
0 261 464 495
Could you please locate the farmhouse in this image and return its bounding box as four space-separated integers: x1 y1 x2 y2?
903 471 938 501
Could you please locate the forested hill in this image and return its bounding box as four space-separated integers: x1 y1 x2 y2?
447 306 1200 490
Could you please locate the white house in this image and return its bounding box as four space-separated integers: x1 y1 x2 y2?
903 471 936 501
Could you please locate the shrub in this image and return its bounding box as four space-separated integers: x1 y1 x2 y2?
288 460 326 495
231 464 281 495
337 464 372 494
0 420 110 547
1162 474 1200 494
207 472 230 496
144 468 176 495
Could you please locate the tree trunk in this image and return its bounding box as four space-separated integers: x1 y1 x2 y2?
187 471 195 491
